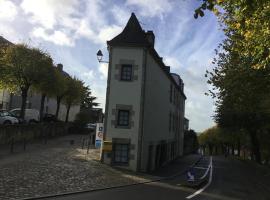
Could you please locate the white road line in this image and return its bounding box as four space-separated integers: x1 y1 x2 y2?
186 156 213 199
193 166 208 170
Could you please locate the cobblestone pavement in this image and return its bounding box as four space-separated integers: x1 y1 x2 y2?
0 134 154 200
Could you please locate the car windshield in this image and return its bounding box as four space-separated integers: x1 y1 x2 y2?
10 110 20 117
0 111 10 117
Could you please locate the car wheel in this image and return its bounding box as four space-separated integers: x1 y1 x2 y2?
4 120 12 125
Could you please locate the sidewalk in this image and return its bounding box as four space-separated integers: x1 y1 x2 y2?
151 154 202 177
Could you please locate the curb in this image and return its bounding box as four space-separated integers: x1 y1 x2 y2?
21 155 203 200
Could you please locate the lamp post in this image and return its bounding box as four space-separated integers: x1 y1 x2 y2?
96 50 109 63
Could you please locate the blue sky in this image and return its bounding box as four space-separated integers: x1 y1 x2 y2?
0 0 224 132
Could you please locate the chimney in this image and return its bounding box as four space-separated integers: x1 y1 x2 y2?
165 66 170 73
57 63 63 71
146 30 155 47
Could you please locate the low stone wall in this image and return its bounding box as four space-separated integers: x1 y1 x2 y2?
0 123 72 145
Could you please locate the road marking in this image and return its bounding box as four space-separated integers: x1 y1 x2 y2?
193 166 208 170
186 156 213 199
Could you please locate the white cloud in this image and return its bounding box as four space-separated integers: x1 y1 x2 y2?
98 63 108 80
20 0 79 29
82 70 95 81
164 57 182 71
75 20 95 40
32 27 74 46
0 0 18 21
111 5 130 26
20 0 123 46
126 0 173 18
97 25 122 44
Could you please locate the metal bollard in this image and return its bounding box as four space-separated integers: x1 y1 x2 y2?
10 138 14 153
87 140 90 154
23 138 26 151
82 138 85 149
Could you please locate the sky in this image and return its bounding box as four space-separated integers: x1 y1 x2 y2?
0 0 224 132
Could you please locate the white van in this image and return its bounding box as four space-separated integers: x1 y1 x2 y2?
10 108 40 123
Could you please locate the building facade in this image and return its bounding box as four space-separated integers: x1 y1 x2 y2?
0 88 80 122
0 36 80 122
102 13 186 172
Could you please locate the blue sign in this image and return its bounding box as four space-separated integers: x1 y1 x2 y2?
95 140 101 148
187 168 195 182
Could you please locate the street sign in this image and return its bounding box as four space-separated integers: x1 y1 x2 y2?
187 168 195 182
95 123 104 148
95 140 102 148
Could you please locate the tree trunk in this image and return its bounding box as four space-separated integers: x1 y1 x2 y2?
55 96 62 119
237 139 241 157
65 104 71 123
231 144 235 156
215 145 218 155
249 130 261 164
20 88 28 120
39 93 46 122
9 93 13 110
209 144 213 155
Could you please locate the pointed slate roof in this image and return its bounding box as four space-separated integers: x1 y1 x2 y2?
0 36 13 47
107 13 150 46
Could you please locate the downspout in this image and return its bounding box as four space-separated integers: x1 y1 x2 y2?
137 48 147 171
101 46 113 162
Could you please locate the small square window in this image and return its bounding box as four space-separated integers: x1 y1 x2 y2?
117 110 129 126
121 64 132 81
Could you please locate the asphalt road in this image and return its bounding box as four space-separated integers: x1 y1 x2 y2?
44 156 270 200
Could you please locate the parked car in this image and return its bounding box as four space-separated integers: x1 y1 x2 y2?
10 108 40 123
42 113 58 122
85 123 96 131
0 110 19 125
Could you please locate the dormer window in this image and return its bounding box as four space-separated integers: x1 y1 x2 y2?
121 64 133 81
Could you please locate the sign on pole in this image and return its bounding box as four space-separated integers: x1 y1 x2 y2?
95 123 104 148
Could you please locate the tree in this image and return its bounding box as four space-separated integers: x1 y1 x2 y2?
53 65 69 120
63 77 84 122
206 40 270 163
32 56 55 121
80 85 99 109
0 44 53 119
194 0 270 69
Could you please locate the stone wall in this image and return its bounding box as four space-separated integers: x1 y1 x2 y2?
0 123 71 145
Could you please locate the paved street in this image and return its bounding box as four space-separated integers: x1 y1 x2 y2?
0 134 155 200
46 156 270 200
0 134 201 200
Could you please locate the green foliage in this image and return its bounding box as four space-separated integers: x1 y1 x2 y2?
205 33 270 163
33 63 56 97
195 0 270 69
80 85 99 109
64 77 84 107
0 44 52 91
53 68 70 99
0 44 53 118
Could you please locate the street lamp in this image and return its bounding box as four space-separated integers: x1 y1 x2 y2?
96 50 109 63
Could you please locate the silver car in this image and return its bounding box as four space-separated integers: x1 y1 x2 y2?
0 110 19 125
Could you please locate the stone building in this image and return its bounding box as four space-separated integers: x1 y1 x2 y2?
0 36 80 122
102 13 186 172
